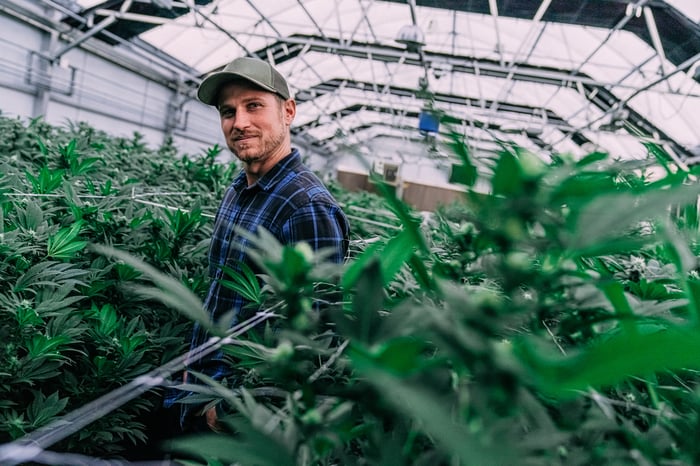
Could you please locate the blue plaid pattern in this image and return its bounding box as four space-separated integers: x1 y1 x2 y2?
163 149 349 426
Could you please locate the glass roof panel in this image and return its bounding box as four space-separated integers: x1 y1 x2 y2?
75 0 103 9
665 0 700 22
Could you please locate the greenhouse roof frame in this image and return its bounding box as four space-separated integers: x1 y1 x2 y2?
26 0 700 161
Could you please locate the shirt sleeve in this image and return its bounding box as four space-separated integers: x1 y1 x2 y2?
281 200 350 264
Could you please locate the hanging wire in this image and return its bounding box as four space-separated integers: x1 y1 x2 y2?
3 193 389 240
3 190 217 218
4 186 394 237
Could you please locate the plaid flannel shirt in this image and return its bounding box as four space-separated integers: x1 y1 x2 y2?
163 149 349 425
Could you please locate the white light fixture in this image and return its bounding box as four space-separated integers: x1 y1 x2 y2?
625 3 643 18
395 24 425 53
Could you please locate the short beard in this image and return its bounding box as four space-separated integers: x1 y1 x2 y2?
235 126 286 164
233 103 287 164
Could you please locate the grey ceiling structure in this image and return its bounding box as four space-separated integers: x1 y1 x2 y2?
15 0 700 163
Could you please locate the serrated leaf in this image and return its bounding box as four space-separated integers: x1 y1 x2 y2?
570 183 700 253
219 262 261 304
515 325 700 396
47 221 86 259
91 244 214 334
352 361 517 466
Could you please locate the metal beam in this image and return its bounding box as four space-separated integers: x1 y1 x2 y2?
18 0 201 82
93 8 173 25
52 15 117 61
292 104 548 155
295 79 568 126
643 6 668 75
257 34 698 96
254 35 694 159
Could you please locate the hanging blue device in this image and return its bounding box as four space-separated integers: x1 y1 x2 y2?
418 109 439 134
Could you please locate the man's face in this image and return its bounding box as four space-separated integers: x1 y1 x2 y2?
217 82 295 173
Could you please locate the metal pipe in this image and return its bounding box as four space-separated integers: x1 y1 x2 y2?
51 15 116 62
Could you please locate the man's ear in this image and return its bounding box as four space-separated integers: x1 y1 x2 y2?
283 98 296 124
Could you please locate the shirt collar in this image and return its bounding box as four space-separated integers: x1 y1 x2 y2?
232 148 301 191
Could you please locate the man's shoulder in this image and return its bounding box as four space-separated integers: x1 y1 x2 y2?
276 167 335 201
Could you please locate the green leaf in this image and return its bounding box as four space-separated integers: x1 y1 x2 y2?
354 259 384 344
601 282 636 335
93 303 119 335
91 244 215 334
350 336 428 375
36 138 49 156
169 430 296 466
369 173 426 252
219 262 261 304
570 182 700 253
341 240 382 288
515 325 700 396
47 221 87 259
165 208 204 240
378 229 418 284
26 391 68 428
25 166 64 194
408 253 436 292
550 171 619 204
446 131 477 187
13 261 88 293
343 229 418 288
574 151 608 167
73 157 102 175
16 357 63 382
492 151 523 197
26 334 70 359
352 362 517 466
62 139 77 158
660 222 696 275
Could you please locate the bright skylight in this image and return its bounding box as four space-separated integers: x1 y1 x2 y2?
666 0 700 22
75 0 103 9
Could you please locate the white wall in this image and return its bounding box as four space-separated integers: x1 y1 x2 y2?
334 135 465 190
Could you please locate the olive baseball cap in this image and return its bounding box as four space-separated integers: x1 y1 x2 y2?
197 57 291 105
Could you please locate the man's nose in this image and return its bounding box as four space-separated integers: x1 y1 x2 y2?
233 110 250 130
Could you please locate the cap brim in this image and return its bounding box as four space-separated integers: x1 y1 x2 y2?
197 71 283 106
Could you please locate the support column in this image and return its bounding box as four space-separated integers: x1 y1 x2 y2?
163 79 189 144
31 5 59 118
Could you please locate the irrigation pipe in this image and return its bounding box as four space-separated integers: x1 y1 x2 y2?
0 309 279 466
5 190 393 232
4 448 171 466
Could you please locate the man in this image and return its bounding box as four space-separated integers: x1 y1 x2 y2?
166 57 350 432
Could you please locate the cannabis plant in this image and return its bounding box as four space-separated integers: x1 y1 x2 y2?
0 114 232 456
